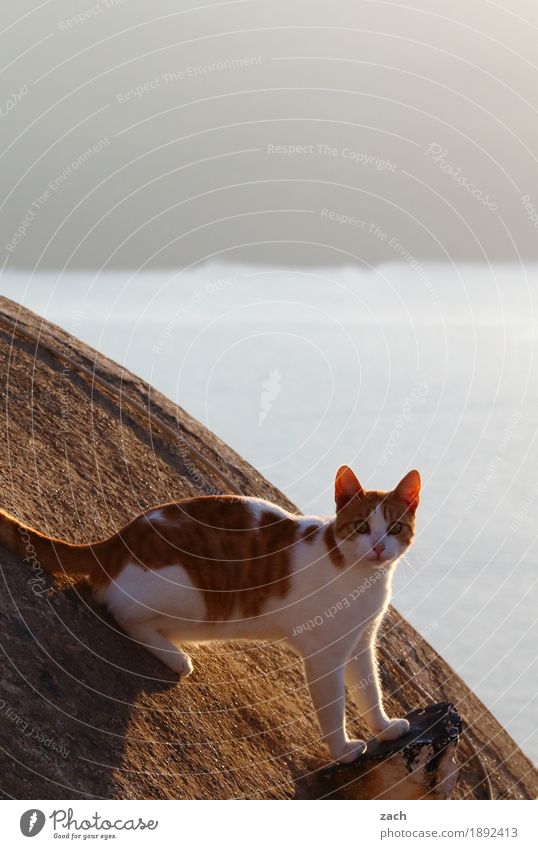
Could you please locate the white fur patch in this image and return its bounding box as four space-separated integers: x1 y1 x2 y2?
368 504 387 544
100 563 206 628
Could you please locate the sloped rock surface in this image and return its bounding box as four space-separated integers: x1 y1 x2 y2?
0 296 535 799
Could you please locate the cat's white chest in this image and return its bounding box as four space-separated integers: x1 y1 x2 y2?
287 536 394 650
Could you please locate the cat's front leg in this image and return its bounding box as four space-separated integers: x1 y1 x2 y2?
346 634 409 742
303 653 366 763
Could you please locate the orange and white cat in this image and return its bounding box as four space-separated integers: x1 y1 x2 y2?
0 465 420 764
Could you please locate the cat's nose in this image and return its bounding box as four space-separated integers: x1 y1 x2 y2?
373 543 385 556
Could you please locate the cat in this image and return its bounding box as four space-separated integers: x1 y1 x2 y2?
0 465 420 764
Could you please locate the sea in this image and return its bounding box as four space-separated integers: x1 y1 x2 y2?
1 262 536 762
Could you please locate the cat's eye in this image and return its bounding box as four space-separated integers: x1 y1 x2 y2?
388 522 403 535
354 521 370 534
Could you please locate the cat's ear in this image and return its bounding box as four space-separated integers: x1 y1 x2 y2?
335 465 364 511
394 470 421 513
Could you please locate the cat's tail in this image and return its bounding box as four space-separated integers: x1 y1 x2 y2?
0 508 105 581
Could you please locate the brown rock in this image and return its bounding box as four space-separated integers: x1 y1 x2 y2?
0 296 535 799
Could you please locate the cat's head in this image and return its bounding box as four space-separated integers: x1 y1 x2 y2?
333 465 420 565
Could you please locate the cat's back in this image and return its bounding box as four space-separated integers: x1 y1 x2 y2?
99 494 310 626
143 494 296 542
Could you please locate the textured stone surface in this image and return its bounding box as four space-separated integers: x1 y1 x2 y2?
0 296 535 799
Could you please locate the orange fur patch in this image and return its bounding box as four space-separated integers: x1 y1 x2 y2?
323 522 345 568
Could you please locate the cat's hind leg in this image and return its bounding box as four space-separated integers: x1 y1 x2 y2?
120 619 194 678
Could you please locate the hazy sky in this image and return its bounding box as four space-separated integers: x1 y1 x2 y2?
1 0 538 270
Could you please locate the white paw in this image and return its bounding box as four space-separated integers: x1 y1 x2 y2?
169 651 194 678
375 718 410 742
335 738 367 764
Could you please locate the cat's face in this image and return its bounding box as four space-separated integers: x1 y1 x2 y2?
333 466 420 565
